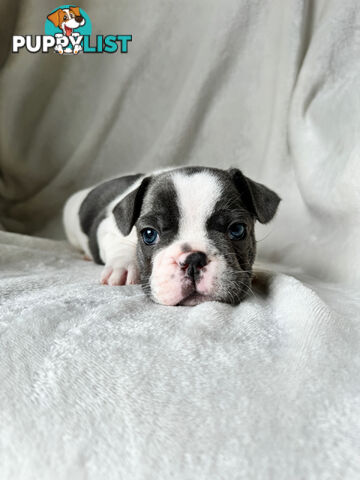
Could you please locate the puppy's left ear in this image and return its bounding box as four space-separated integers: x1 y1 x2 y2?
228 168 281 223
113 176 152 236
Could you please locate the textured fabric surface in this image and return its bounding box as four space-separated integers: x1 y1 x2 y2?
1 0 360 478
1 231 360 480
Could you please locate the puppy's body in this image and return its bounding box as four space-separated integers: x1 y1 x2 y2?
64 174 144 285
63 167 280 306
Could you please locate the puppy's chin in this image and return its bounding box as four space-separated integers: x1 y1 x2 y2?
178 292 215 306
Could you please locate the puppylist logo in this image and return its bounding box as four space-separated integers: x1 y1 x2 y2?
12 5 132 55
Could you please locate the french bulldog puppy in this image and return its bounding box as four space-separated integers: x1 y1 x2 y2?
63 167 280 306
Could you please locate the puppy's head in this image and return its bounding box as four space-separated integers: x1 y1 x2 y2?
113 167 280 306
47 7 85 34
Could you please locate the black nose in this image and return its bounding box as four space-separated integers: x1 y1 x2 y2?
75 15 83 22
183 252 207 279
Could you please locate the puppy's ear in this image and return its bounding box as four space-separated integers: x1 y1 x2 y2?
228 168 281 223
113 177 152 236
47 9 61 27
70 6 81 17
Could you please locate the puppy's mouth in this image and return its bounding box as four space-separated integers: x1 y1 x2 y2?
65 26 73 36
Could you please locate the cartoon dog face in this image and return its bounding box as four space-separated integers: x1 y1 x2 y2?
47 7 85 36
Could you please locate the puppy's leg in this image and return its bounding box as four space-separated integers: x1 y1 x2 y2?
54 34 64 55
97 216 139 286
72 33 82 54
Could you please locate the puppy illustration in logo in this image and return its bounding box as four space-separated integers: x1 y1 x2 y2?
47 6 86 55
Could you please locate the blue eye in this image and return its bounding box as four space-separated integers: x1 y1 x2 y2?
141 228 159 245
228 222 246 240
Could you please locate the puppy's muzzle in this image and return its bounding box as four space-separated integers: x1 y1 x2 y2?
179 251 208 281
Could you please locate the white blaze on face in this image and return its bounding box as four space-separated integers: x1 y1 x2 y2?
174 171 222 251
150 171 226 305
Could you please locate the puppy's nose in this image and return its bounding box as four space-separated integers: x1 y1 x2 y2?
75 15 83 22
179 251 208 279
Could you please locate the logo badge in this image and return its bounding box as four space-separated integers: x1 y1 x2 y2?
12 6 132 55
45 5 92 55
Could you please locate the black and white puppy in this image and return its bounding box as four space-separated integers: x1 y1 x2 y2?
63 167 280 306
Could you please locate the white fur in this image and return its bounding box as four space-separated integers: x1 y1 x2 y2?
97 218 139 286
63 188 92 257
172 171 222 250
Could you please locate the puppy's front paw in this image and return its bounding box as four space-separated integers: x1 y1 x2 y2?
100 261 139 286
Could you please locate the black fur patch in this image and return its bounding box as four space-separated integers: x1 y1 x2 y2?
135 172 180 294
205 180 256 304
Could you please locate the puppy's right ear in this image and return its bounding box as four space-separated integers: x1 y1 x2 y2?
47 9 61 27
228 168 281 224
113 176 152 236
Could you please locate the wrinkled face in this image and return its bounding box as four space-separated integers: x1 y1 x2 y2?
135 169 257 306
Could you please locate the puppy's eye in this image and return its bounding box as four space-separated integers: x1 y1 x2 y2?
63 15 68 20
228 222 246 240
141 228 159 246
70 13 75 18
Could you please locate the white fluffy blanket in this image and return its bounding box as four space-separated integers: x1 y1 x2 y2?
1 0 360 478
1 232 359 479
